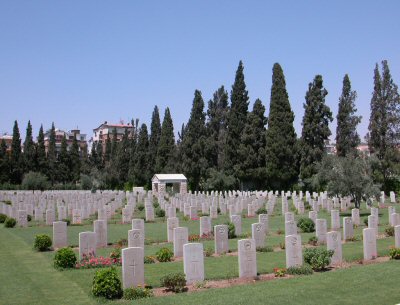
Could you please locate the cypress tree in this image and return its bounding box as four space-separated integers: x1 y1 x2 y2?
367 60 400 188
0 139 9 183
148 106 161 176
181 90 208 190
128 119 139 183
110 128 118 158
336 74 361 157
206 86 229 171
47 123 57 185
225 61 249 180
133 124 149 186
104 134 112 163
300 75 333 181
36 125 47 174
265 63 298 189
96 140 104 168
10 120 22 184
156 108 176 173
116 128 130 183
58 134 70 183
23 120 36 173
69 135 81 182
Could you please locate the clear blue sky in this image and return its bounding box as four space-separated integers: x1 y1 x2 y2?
1 1 399 142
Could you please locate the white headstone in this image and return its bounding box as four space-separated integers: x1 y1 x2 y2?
327 231 342 265
238 239 257 278
285 234 303 268
79 231 96 260
363 228 377 260
173 227 188 257
214 224 228 254
183 243 204 285
53 221 67 248
122 247 144 289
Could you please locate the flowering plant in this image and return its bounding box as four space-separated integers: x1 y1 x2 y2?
273 267 287 277
75 251 121 269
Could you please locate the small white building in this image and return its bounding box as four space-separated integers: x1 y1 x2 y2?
151 174 187 196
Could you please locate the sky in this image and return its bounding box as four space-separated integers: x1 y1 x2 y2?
1 1 399 143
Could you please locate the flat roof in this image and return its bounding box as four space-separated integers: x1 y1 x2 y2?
152 174 187 182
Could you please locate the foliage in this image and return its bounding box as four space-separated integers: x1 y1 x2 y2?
297 218 315 233
109 247 121 259
273 267 287 277
155 208 165 218
76 252 121 269
304 248 334 271
204 246 214 257
308 236 318 246
202 169 237 191
256 246 273 252
156 247 173 262
189 234 200 242
4 217 16 228
160 272 186 293
137 204 145 212
286 264 314 275
33 234 52 251
156 107 176 173
255 207 268 215
91 267 123 299
226 222 236 239
0 213 7 223
389 247 400 260
144 255 156 264
62 218 71 226
54 247 77 269
385 227 394 237
21 171 49 191
123 286 153 300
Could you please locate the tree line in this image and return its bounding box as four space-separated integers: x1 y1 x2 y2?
0 60 399 192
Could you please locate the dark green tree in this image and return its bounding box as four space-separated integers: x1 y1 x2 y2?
128 119 139 183
104 134 112 163
47 123 57 185
116 128 130 184
225 61 249 181
69 135 81 182
336 74 361 157
0 139 9 183
367 60 400 190
300 75 333 181
10 120 22 184
133 124 149 186
58 135 70 183
148 106 161 176
156 108 176 173
265 63 298 189
181 90 208 190
23 120 36 173
36 125 47 175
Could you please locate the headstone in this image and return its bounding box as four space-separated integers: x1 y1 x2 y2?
230 215 242 236
363 228 377 260
252 223 265 248
132 219 145 234
46 209 55 225
214 224 228 254
395 225 400 248
343 217 354 241
190 206 198 219
122 207 132 224
390 213 400 227
94 220 107 248
17 210 27 227
167 217 179 242
128 229 145 248
285 234 303 268
200 216 212 236
145 206 154 221
327 231 342 265
79 231 96 260
98 207 106 221
238 239 257 278
122 247 144 289
368 215 378 236
351 208 360 226
285 220 297 236
370 207 379 225
72 209 81 225
183 243 204 284
34 207 43 221
173 227 188 257
284 212 294 222
330 210 340 230
316 219 327 244
258 214 269 234
53 221 67 248
308 211 317 224
210 205 218 219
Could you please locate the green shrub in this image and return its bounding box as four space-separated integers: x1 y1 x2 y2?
389 247 400 260
286 264 314 275
34 234 52 251
144 255 156 264
363 218 368 226
256 246 273 252
156 247 173 262
109 248 121 259
255 207 268 215
204 247 214 257
137 204 145 211
0 213 7 223
304 248 334 271
297 218 315 233
385 227 394 237
27 214 32 222
226 222 236 239
155 208 165 218
123 286 153 300
92 267 123 299
153 201 160 209
54 247 77 269
160 272 186 293
308 236 318 246
4 217 16 228
117 238 128 247
62 218 71 226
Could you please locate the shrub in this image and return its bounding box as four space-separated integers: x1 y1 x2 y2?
297 218 315 233
27 214 32 222
286 264 314 275
117 238 128 247
256 246 273 253
304 248 334 271
160 272 186 293
155 208 165 218
109 248 121 259
204 247 213 257
54 247 77 269
123 286 153 300
226 222 236 239
0 213 7 223
279 242 285 250
189 234 200 242
389 247 400 260
385 227 394 237
256 207 268 215
62 218 71 226
363 218 368 226
153 201 160 209
76 253 121 269
308 236 318 246
92 267 123 299
34 234 52 251
182 216 190 221
4 217 16 228
276 229 283 235
144 255 156 264
156 247 173 262
137 204 145 212
21 171 49 191
273 267 286 277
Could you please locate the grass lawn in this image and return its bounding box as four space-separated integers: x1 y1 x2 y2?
1 198 399 304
